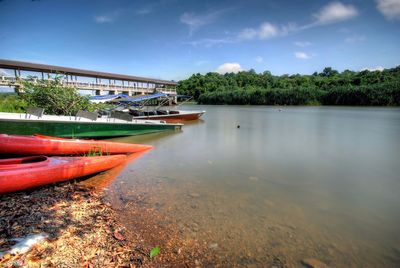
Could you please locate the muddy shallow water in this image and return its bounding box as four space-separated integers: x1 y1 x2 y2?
107 105 400 267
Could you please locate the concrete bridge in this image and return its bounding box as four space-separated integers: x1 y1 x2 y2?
0 59 177 96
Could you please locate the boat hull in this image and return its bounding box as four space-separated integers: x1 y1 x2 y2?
0 134 153 155
0 114 181 138
0 155 127 194
135 111 205 123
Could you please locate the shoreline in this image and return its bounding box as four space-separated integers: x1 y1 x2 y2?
0 181 210 267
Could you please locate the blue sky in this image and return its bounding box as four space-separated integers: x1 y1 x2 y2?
0 0 399 81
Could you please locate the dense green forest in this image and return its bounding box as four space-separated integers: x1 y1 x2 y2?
177 67 400 105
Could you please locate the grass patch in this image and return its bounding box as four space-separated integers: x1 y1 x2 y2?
0 93 28 113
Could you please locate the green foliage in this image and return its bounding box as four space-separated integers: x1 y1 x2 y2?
198 87 323 105
178 66 400 106
84 147 106 156
21 77 91 115
150 247 160 258
0 93 28 112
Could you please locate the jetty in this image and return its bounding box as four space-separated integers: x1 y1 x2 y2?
0 59 177 98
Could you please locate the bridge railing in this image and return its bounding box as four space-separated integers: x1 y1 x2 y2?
0 76 176 94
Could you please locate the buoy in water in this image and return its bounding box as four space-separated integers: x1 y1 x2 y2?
237 125 240 128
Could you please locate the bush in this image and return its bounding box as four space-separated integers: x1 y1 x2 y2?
21 77 91 115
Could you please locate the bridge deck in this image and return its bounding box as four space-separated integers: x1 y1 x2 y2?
0 59 177 96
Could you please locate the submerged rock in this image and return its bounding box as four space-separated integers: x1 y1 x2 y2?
248 176 259 182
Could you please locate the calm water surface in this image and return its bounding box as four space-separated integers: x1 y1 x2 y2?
109 105 400 267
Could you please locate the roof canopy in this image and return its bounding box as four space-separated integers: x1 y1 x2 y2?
0 59 177 86
119 92 169 103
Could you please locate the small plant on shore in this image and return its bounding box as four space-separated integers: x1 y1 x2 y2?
150 246 160 258
84 147 109 156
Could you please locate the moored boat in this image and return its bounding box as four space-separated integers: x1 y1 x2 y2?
111 93 205 123
0 134 153 155
0 155 127 194
92 92 205 123
0 112 182 138
131 109 205 123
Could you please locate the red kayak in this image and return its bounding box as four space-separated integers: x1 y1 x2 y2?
0 155 126 194
0 134 152 155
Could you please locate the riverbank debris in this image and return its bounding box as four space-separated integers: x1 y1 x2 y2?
0 181 209 267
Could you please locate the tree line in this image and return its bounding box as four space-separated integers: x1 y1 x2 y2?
177 67 400 105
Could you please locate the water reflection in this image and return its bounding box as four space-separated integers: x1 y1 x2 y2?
80 149 152 191
108 105 400 267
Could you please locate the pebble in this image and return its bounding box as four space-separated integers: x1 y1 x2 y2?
301 258 329 268
208 243 218 250
191 223 199 232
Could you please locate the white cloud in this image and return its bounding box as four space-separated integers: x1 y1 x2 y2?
362 66 385 71
236 2 357 43
184 38 233 48
95 15 114 23
376 0 400 20
255 56 264 63
258 22 279 39
186 2 358 48
238 22 278 40
136 7 152 15
281 22 300 35
345 35 366 43
238 28 258 40
180 10 223 36
94 9 122 23
294 52 311 60
216 63 243 74
314 2 358 24
294 41 312 47
95 7 155 24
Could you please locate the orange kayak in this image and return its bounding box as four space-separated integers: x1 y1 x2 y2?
0 155 126 194
0 134 152 155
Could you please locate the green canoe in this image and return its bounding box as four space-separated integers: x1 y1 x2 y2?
0 112 182 138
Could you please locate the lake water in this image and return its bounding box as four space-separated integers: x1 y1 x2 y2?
107 105 400 267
